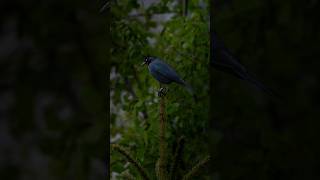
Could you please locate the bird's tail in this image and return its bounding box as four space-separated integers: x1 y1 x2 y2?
183 82 198 102
246 75 281 99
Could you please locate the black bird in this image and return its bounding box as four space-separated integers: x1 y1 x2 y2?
211 32 278 97
142 56 197 100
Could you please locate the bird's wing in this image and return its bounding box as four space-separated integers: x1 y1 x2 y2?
151 60 185 84
212 48 249 80
149 66 172 84
212 42 280 97
211 33 248 74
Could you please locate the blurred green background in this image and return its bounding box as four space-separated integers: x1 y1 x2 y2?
111 0 320 179
0 0 106 179
110 0 210 179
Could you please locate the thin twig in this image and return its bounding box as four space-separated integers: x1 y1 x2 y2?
170 136 185 180
100 1 110 13
183 0 189 16
112 144 150 180
182 156 210 180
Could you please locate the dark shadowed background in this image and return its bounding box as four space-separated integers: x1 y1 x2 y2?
0 0 107 179
1 0 320 179
210 0 320 179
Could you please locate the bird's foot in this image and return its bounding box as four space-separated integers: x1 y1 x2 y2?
157 87 168 97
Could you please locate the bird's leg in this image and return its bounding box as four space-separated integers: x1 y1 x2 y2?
158 84 168 97
158 87 166 97
158 83 164 97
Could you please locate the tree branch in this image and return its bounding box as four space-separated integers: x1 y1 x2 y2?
182 156 210 180
170 136 185 180
112 144 150 180
157 95 168 180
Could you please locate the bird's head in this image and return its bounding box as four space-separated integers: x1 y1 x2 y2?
141 56 155 66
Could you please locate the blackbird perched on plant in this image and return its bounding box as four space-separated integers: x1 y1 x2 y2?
211 32 278 97
142 56 197 100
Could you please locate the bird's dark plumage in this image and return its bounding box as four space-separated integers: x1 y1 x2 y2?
211 32 278 97
143 56 196 100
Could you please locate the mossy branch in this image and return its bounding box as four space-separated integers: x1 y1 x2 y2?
157 95 168 180
112 144 150 180
182 156 211 180
170 136 185 180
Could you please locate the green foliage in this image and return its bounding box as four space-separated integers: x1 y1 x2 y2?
110 0 210 179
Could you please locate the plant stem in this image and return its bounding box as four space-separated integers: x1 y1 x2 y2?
112 144 150 180
182 0 188 16
182 156 211 180
158 96 167 180
170 136 185 180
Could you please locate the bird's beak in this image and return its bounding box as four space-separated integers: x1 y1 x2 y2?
141 62 146 66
